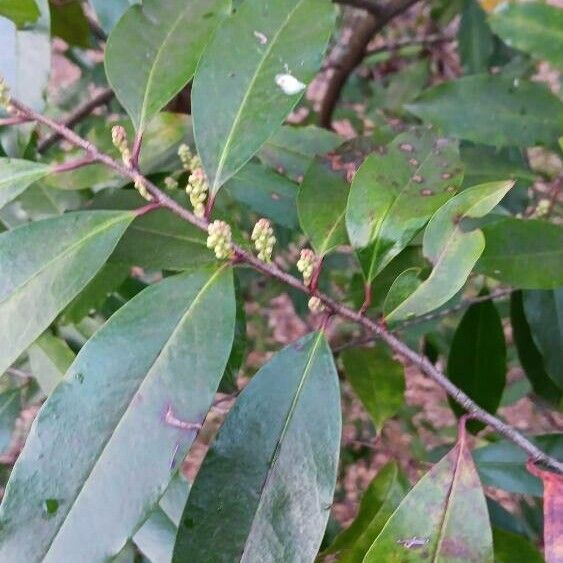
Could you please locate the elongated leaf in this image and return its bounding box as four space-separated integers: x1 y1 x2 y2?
458 0 493 74
386 181 513 322
106 0 230 132
346 130 463 281
511 292 562 403
0 210 134 375
0 267 235 562
173 331 341 562
50 0 90 48
0 0 39 27
298 158 349 256
364 422 493 562
523 289 563 390
321 463 408 562
0 158 50 210
407 75 563 148
447 295 506 432
489 2 563 69
341 346 405 431
477 219 563 289
193 0 335 194
493 529 544 563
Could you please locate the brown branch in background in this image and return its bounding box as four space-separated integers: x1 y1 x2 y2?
8 97 563 474
320 0 423 128
38 87 114 153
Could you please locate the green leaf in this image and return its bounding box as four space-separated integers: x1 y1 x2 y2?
173 331 341 562
50 0 90 48
0 210 134 376
341 346 405 431
493 529 545 563
0 267 236 561
447 295 506 432
383 268 422 317
105 0 231 132
385 181 513 322
321 462 408 562
523 289 563 390
298 158 349 256
28 331 75 396
0 158 51 210
458 0 494 74
407 75 563 148
384 60 429 112
0 387 20 454
89 0 136 34
258 125 341 181
192 0 335 194
489 2 563 69
511 292 562 404
364 423 493 562
346 130 463 282
474 434 563 496
0 0 39 27
476 218 563 289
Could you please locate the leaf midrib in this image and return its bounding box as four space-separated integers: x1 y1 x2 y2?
212 0 305 191
42 266 227 559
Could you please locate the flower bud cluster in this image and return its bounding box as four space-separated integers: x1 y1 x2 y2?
308 296 325 314
134 177 153 202
111 126 131 167
178 144 201 171
251 218 276 262
533 199 550 218
0 76 11 111
186 167 208 218
207 220 233 259
297 249 317 286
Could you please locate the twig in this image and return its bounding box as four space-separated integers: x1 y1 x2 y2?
8 97 563 474
365 32 454 57
0 116 33 127
38 88 114 153
52 156 95 174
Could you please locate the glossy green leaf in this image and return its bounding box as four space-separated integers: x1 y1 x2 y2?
105 0 231 132
346 130 463 281
0 267 236 561
383 268 422 317
447 295 506 432
407 75 563 148
511 291 561 404
474 434 563 496
0 210 134 376
89 0 136 34
298 158 349 256
173 331 341 562
458 0 493 74
50 0 90 48
0 0 39 27
321 462 408 562
341 346 405 431
364 422 493 562
489 2 563 69
28 331 75 396
0 158 50 210
0 387 20 454
493 529 544 563
192 0 335 194
385 181 513 322
477 219 563 289
523 289 563 390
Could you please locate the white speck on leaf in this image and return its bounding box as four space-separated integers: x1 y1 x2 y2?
253 30 268 44
275 73 306 95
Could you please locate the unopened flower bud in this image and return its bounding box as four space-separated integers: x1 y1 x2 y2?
134 178 153 201
164 176 178 189
297 248 316 286
178 143 201 171
534 198 550 218
207 220 233 259
251 218 276 262
0 76 12 111
186 167 208 217
308 296 325 314
111 125 131 167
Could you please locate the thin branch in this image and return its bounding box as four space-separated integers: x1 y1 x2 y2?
0 115 33 127
8 97 563 474
38 88 114 153
52 156 95 174
365 32 454 57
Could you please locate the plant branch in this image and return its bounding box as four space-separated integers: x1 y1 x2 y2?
319 0 423 128
365 32 454 57
8 97 563 474
38 87 114 153
333 0 384 17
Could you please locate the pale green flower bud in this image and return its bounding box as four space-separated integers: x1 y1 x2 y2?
251 218 276 262
207 220 233 259
111 125 131 167
134 178 153 201
186 168 208 216
308 296 325 314
297 248 316 286
178 144 201 171
164 176 178 189
534 198 550 218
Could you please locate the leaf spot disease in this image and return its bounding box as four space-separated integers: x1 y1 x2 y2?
275 73 306 96
408 158 419 167
412 175 424 184
253 30 268 44
420 188 433 196
163 405 202 432
399 143 414 153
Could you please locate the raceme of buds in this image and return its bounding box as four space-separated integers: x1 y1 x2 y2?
186 167 208 218
308 296 325 314
178 143 201 171
207 220 233 260
251 218 276 262
0 75 11 111
134 178 153 202
534 199 550 218
297 248 317 286
111 125 131 167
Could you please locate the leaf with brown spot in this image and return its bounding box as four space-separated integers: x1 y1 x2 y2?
363 419 493 562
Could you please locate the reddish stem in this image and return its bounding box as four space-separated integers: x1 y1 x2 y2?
134 202 161 217
52 157 95 174
131 132 143 170
360 282 372 315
